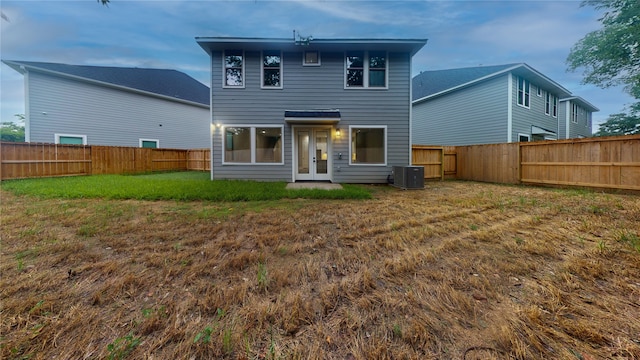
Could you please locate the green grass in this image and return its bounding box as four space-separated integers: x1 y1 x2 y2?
1 171 371 201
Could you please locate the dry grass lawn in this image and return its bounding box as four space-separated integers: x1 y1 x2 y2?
1 181 639 360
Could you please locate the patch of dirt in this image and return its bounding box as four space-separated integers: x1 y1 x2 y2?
1 181 639 359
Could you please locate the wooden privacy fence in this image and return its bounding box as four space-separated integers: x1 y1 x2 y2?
412 134 640 191
2 136 639 191
0 142 210 180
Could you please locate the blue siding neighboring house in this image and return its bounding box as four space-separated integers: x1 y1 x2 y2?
412 63 599 146
2 60 210 149
196 37 427 183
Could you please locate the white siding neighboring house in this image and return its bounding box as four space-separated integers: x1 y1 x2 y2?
411 63 599 146
196 36 428 183
3 60 210 149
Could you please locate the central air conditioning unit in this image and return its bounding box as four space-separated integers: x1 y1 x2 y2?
392 166 424 189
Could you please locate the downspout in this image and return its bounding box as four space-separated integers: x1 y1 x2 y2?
507 74 513 143
24 68 31 142
565 101 570 139
209 54 214 180
408 54 413 166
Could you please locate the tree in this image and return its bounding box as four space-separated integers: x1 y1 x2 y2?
566 0 640 98
595 103 640 136
0 115 25 142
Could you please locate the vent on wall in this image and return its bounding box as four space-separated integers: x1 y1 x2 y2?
392 166 424 189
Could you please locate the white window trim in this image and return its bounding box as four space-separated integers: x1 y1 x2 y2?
302 50 321 66
536 86 542 97
55 133 87 145
544 91 551 116
221 125 285 165
572 103 579 124
261 50 283 89
222 50 245 89
516 76 530 109
139 138 159 148
552 95 558 118
518 133 531 142
348 125 387 166
344 51 389 90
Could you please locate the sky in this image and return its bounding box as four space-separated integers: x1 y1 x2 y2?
0 0 636 130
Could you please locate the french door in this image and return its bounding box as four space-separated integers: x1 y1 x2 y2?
294 127 331 181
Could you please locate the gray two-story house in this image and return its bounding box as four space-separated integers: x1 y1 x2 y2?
411 63 598 146
3 60 210 149
196 37 427 183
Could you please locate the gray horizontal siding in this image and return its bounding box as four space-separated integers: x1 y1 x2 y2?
26 72 210 149
211 50 411 183
511 75 561 140
412 75 509 146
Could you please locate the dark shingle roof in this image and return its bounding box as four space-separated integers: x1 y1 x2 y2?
412 63 519 101
3 60 209 107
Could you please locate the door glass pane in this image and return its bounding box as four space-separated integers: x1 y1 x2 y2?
315 131 328 174
297 131 309 174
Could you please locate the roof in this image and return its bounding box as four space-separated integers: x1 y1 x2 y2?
559 96 600 112
412 63 572 104
2 60 210 107
196 36 428 56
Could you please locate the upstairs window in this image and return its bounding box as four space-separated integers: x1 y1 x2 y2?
368 52 387 87
224 50 244 87
545 91 551 115
552 95 558 118
346 52 364 87
517 77 530 108
262 50 282 88
345 51 387 88
572 103 579 123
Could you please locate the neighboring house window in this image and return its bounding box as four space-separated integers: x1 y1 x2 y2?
518 134 531 142
517 77 530 108
55 134 87 145
345 51 388 88
587 113 592 128
262 50 282 88
552 95 558 118
350 126 386 165
303 51 320 66
140 139 159 148
223 126 283 164
545 91 551 115
572 103 579 123
537 86 542 97
224 50 244 87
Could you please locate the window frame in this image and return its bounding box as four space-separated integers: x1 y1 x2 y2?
344 51 388 90
302 50 321 66
552 95 558 118
536 86 542 97
518 134 531 142
221 125 284 165
139 139 159 148
544 91 551 115
571 103 579 124
348 125 387 166
516 76 530 108
55 133 87 145
223 49 245 88
261 50 283 89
